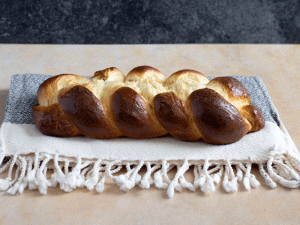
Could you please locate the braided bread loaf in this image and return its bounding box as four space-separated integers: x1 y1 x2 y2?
31 66 265 145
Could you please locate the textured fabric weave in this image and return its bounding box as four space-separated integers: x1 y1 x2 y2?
0 121 291 162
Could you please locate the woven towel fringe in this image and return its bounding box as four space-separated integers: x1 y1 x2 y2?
1 149 300 197
139 162 160 189
193 160 216 193
167 159 190 198
222 160 238 192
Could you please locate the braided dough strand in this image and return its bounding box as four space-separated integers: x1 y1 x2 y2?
31 66 265 145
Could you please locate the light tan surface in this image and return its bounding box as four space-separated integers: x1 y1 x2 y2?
0 44 299 225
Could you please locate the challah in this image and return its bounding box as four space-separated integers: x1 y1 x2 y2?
31 66 265 145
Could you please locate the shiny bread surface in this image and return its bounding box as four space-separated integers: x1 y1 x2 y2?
32 66 265 144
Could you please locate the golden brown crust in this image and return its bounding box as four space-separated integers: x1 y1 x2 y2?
93 67 125 81
31 66 266 145
210 77 250 99
188 88 249 145
240 105 265 132
207 77 251 108
164 69 209 86
111 87 164 139
166 69 206 80
153 92 200 141
127 65 162 77
58 85 120 139
37 74 86 106
31 103 80 137
125 65 165 82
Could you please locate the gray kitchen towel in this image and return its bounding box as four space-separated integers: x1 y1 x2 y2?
0 74 298 197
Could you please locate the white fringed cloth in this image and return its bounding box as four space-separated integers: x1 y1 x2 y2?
0 74 299 197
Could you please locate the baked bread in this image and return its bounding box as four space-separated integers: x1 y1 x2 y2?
31 66 265 145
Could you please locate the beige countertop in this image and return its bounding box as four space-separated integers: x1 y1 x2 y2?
0 44 299 224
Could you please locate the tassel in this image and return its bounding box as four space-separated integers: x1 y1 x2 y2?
114 163 132 188
207 164 221 184
212 166 224 184
120 179 135 192
53 155 72 192
201 176 215 193
15 157 28 195
7 180 21 195
27 153 39 190
238 163 260 190
76 163 91 188
27 172 38 190
161 160 172 185
228 177 238 192
194 165 206 188
174 165 184 192
259 164 277 189
0 154 18 191
140 163 160 189
167 180 177 198
20 158 32 190
140 162 152 189
75 175 85 188
154 160 175 189
286 152 300 172
110 164 123 175
85 159 102 190
267 157 300 189
120 161 144 192
179 176 195 192
135 174 142 184
119 162 136 192
50 173 58 187
174 182 183 192
7 162 22 195
95 176 106 193
0 179 10 191
201 160 215 193
18 182 27 194
224 161 235 192
193 165 200 188
243 163 251 191
66 158 83 189
222 167 231 192
236 166 243 182
283 156 300 178
18 158 31 194
167 159 189 198
198 175 206 188
105 160 121 181
37 171 50 194
154 170 168 189
64 159 82 190
115 174 127 186
37 156 51 194
207 164 221 174
222 161 238 193
249 174 260 188
275 159 300 181
243 176 250 191
212 173 221 184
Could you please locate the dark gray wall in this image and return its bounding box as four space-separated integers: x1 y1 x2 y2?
1 0 299 43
